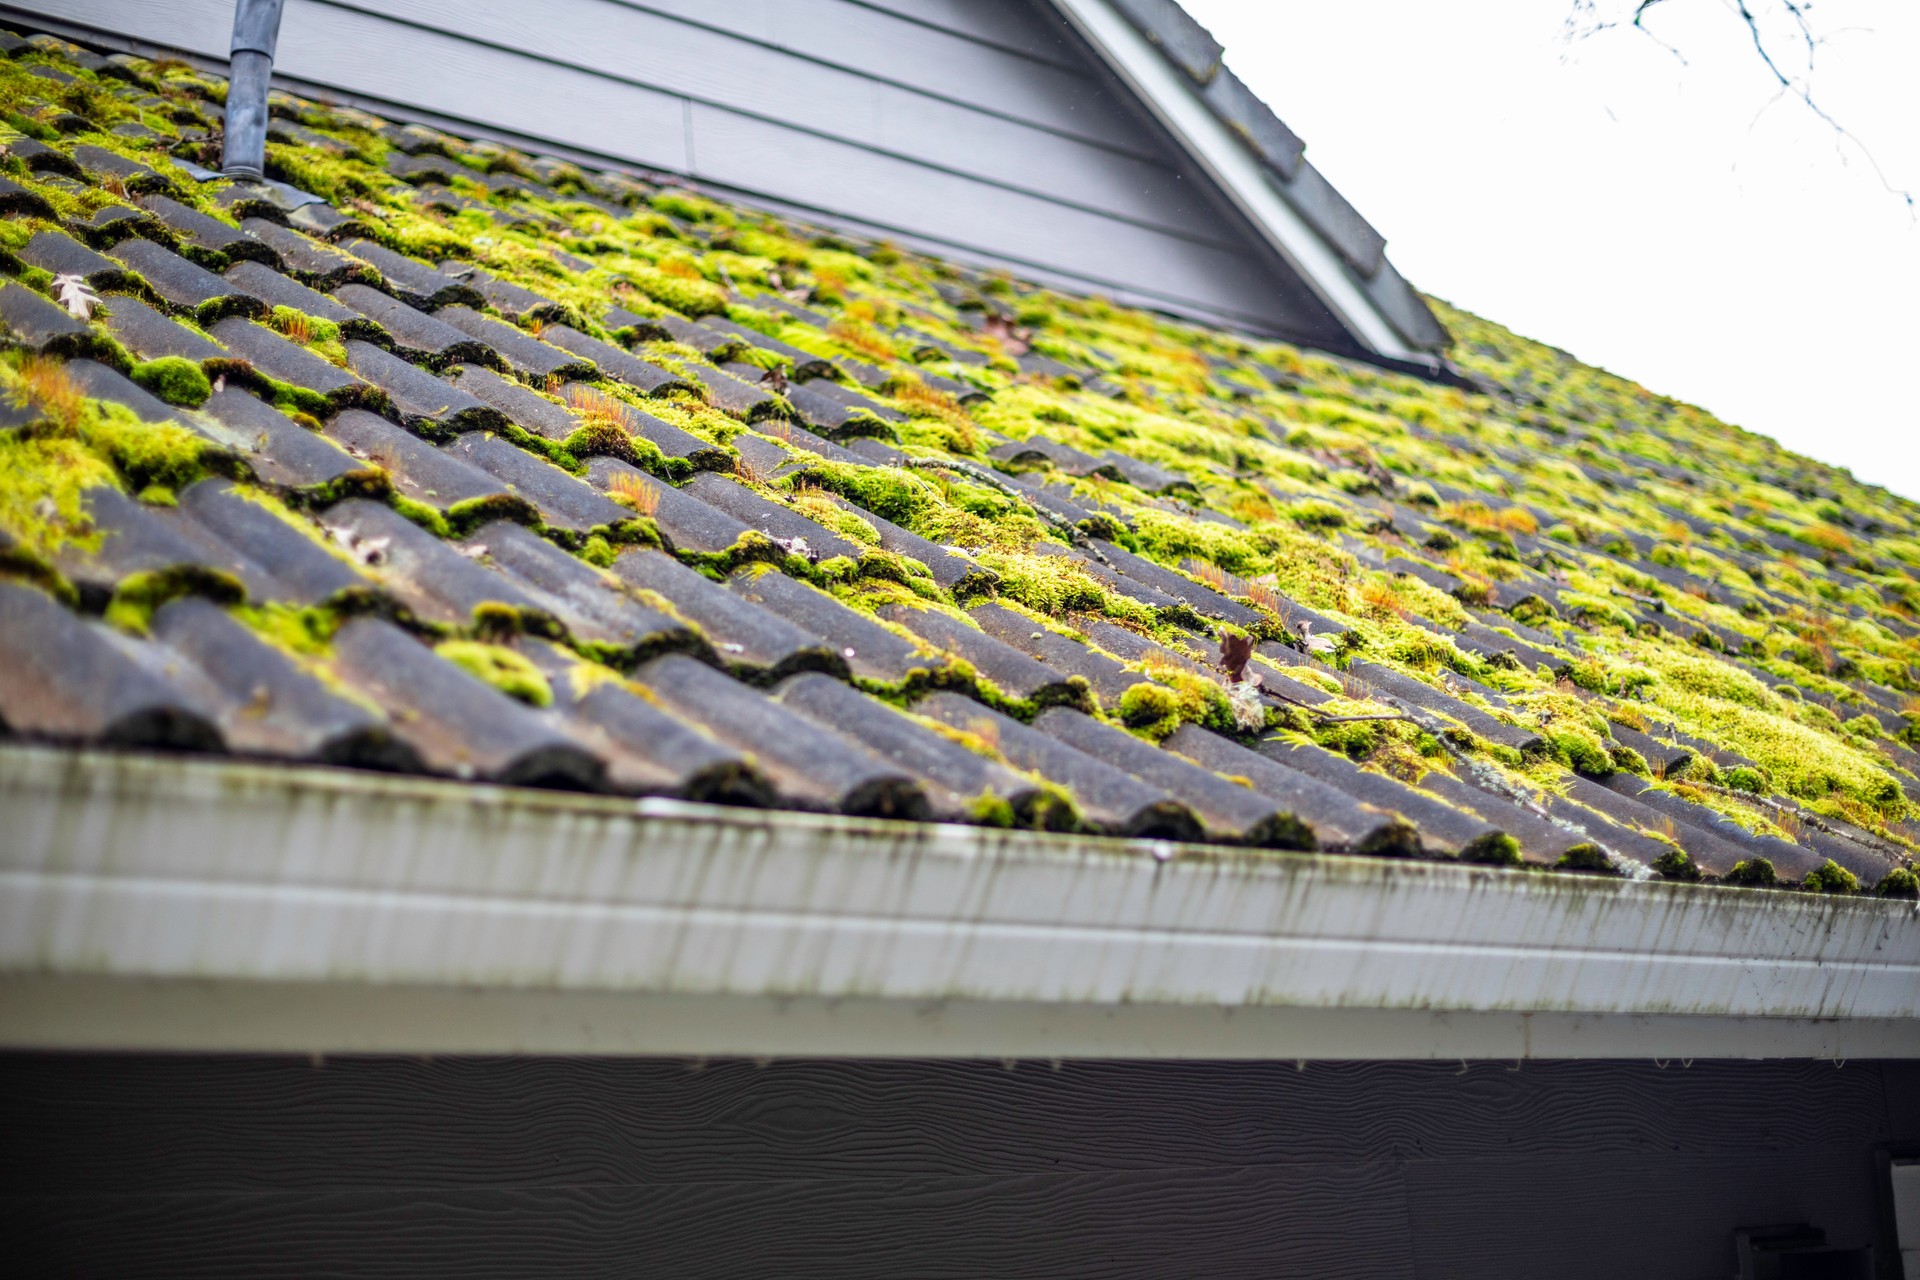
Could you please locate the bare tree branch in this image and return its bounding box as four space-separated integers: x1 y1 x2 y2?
1566 0 1912 209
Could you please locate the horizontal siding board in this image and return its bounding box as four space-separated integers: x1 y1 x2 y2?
687 99 1311 327
618 0 1136 150
0 1057 1892 1195
8 0 234 55
280 1 690 172
318 0 1217 238
1404 1149 1880 1279
7 1166 1416 1280
839 0 1084 69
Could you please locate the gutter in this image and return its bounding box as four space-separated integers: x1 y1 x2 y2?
1 745 1917 1059
1047 0 1426 364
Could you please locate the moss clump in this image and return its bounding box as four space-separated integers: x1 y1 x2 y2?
434 640 552 706
1722 857 1777 888
1547 728 1614 777
1875 867 1919 899
104 565 246 633
1554 844 1613 873
1651 847 1699 881
1800 858 1859 895
1723 765 1767 794
1117 682 1182 738
130 356 211 407
1458 832 1523 866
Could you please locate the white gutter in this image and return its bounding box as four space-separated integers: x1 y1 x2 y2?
1048 0 1422 363
1 745 1917 1059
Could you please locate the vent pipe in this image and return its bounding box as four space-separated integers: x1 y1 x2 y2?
221 0 287 181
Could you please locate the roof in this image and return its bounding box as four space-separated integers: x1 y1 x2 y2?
1057 0 1447 361
0 32 1917 917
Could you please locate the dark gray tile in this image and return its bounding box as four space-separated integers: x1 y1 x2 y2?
969 602 1144 707
178 478 370 605
20 229 134 290
0 281 118 362
342 341 503 433
914 692 1196 839
543 326 695 396
0 580 222 750
240 219 379 289
330 615 603 788
631 653 927 818
1164 724 1417 855
460 522 700 664
434 306 593 381
221 260 386 342
1257 739 1515 862
1034 707 1303 847
518 638 770 803
150 596 415 768
196 387 360 487
332 285 498 370
96 294 223 362
323 411 525 521
209 317 381 411
109 236 264 319
879 603 1088 709
137 193 280 266
440 433 631 535
727 567 945 686
774 672 1051 826
338 238 483 309
586 459 757 557
611 548 846 682
318 499 549 631
683 473 862 562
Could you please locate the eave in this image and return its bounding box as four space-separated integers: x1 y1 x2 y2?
1048 0 1431 364
2 745 1916 1060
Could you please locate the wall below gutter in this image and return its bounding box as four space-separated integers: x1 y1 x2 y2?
2 746 1916 1059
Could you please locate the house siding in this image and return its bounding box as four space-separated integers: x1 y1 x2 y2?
20 0 1351 341
3 1054 1910 1277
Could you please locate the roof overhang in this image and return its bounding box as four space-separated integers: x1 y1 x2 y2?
1047 0 1431 365
3 745 1917 1060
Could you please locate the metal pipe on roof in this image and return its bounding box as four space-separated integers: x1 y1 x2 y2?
221 0 287 181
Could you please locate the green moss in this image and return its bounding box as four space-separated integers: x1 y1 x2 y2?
1875 867 1919 899
1723 765 1767 794
129 356 211 407
433 640 552 706
1117 682 1182 739
1547 727 1614 777
1554 844 1614 873
1800 858 1860 894
105 564 246 633
1722 857 1777 888
1652 847 1700 881
1458 832 1523 866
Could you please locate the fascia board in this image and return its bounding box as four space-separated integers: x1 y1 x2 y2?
2 747 1917 1058
1048 0 1422 362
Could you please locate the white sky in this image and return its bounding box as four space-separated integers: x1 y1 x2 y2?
1181 0 1920 501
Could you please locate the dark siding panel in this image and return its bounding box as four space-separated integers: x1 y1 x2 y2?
0 1058 1888 1195
1404 1150 1880 1279
7 1168 1416 1280
0 1056 1901 1279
